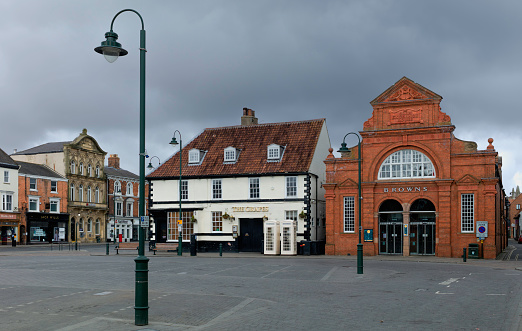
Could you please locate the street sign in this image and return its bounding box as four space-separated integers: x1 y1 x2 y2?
140 216 149 228
177 219 182 225
476 221 488 238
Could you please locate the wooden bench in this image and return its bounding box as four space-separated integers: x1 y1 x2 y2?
152 242 179 255
115 242 139 254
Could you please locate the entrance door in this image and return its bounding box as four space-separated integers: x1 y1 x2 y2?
239 218 263 252
410 215 436 255
379 220 403 254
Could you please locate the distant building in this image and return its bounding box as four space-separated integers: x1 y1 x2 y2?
324 77 507 259
147 109 331 253
0 148 20 244
105 154 146 243
17 161 68 244
508 187 522 239
12 129 108 243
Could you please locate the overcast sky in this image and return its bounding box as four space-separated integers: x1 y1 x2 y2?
2 1 521 193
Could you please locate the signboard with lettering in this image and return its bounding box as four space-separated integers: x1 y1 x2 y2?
476 221 488 238
140 216 149 228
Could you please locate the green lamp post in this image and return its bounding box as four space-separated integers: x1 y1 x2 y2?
147 156 161 170
169 130 183 256
338 132 363 275
94 9 149 326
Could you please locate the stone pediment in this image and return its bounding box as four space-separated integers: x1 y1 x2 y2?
339 177 359 188
364 77 451 131
68 129 107 155
456 174 480 185
371 77 442 105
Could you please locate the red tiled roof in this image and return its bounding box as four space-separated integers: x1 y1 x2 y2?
147 119 325 178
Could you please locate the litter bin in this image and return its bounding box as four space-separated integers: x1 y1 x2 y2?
301 241 311 256
468 243 479 259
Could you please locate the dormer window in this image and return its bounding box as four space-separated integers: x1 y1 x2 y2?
188 148 206 165
224 146 239 163
267 144 284 162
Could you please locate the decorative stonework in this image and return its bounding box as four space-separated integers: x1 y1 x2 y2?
385 86 424 102
388 108 423 125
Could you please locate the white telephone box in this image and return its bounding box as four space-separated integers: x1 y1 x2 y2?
264 220 280 255
280 220 297 255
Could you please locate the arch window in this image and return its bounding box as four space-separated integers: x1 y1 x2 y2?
114 181 121 194
126 183 133 196
79 163 84 175
70 161 76 174
87 218 93 232
70 184 75 201
87 164 92 177
95 187 100 203
78 185 83 202
378 149 435 180
95 165 100 178
87 186 92 203
95 219 100 235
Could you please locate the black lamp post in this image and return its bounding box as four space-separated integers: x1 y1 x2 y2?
169 130 183 256
94 9 149 325
338 132 363 274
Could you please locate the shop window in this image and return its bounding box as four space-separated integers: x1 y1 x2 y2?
461 194 474 232
378 149 435 180
344 196 355 232
212 211 223 232
167 211 194 241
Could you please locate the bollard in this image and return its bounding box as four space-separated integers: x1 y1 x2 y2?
463 247 467 262
219 243 223 256
106 242 110 255
51 243 53 251
190 234 197 256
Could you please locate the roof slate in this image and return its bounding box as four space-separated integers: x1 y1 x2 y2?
13 142 69 155
17 161 66 179
147 119 325 178
105 166 139 180
0 148 18 168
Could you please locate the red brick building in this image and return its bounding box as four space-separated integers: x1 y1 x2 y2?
324 77 507 259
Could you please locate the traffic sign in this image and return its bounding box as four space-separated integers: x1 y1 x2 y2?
476 221 488 238
140 216 149 228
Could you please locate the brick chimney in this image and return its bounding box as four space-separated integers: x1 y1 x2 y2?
108 154 120 169
241 108 258 126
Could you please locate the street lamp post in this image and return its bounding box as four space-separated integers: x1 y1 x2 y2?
170 131 183 256
114 187 121 245
94 9 149 325
146 156 161 170
338 132 363 274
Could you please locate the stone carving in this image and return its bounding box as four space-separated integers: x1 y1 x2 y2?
389 108 422 125
386 86 424 102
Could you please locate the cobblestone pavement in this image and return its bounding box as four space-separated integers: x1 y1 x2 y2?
0 243 519 331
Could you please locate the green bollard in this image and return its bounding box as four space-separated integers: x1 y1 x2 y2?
463 248 467 262
106 243 110 255
219 243 223 256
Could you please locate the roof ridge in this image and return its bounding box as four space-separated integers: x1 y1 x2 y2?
205 118 325 131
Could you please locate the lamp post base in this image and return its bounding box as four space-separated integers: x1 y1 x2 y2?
134 255 149 325
178 235 182 256
357 243 363 274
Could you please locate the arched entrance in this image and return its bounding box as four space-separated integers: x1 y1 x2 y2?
379 199 403 254
409 199 436 255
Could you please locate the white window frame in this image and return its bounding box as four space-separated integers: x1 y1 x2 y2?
267 144 283 161
115 201 123 217
126 183 133 196
224 147 237 162
461 193 474 233
378 149 435 180
87 186 92 203
50 198 60 213
50 181 57 193
70 184 75 201
126 201 133 216
87 164 92 177
29 197 39 212
95 219 100 235
95 187 100 203
29 177 37 191
249 178 260 199
517 204 521 210
285 210 298 221
344 196 355 233
189 149 200 164
70 161 76 174
3 171 9 183
95 165 100 178
212 179 222 200
114 181 121 194
1 193 13 211
79 163 84 175
181 180 188 200
285 176 297 197
212 211 223 232
87 218 92 232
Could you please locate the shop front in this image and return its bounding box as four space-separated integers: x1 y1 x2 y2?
324 77 507 259
0 212 20 245
26 212 69 244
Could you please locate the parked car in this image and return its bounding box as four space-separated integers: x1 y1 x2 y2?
518 237 522 244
